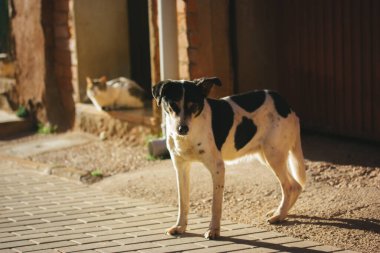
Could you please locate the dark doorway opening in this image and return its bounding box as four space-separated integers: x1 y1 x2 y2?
127 0 152 97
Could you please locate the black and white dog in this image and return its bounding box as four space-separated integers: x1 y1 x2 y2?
152 77 306 239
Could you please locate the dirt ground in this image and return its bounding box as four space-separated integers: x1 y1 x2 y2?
7 131 380 252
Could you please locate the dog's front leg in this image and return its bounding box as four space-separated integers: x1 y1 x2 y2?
204 159 225 240
166 157 190 236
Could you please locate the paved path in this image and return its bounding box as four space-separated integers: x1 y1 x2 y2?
0 158 352 253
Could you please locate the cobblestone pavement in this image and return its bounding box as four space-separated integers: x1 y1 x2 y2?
0 159 354 253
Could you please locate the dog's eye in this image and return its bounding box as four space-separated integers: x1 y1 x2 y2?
169 102 180 114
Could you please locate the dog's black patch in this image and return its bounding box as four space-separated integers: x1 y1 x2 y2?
234 116 257 150
183 82 205 117
162 82 183 102
230 90 266 112
268 91 291 118
207 99 234 150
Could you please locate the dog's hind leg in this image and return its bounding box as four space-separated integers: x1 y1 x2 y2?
262 146 302 224
166 157 191 236
202 159 226 239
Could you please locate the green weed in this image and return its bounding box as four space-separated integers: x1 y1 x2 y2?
37 123 57 134
90 169 103 177
16 105 28 118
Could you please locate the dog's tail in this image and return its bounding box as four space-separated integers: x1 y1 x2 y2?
288 131 306 189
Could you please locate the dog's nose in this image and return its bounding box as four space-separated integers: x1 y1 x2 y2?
178 125 189 135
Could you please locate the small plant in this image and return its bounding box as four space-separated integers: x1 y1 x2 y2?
16 105 28 118
37 123 57 134
90 169 103 177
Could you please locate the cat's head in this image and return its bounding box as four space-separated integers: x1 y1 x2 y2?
86 76 107 91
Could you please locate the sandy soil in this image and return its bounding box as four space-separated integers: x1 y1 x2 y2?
10 132 380 252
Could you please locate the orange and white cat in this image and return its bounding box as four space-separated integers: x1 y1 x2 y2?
86 76 145 111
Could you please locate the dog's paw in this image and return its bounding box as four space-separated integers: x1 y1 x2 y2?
166 225 186 236
204 228 220 240
266 209 276 218
266 213 286 224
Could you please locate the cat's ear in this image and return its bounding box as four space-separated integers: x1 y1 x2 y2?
152 80 169 106
99 76 107 84
193 77 222 97
86 77 93 89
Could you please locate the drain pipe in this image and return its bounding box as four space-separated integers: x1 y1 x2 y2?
148 0 179 158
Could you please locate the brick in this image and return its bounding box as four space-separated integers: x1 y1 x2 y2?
194 239 233 248
0 232 51 243
78 213 133 223
105 220 161 230
0 239 36 249
222 223 255 230
29 219 83 229
72 233 133 244
27 250 60 253
0 249 18 253
97 242 161 253
26 206 74 215
12 212 64 222
142 243 205 253
67 220 122 230
156 236 204 246
251 231 285 240
142 222 177 231
54 11 68 25
236 248 278 253
0 226 33 233
41 213 96 223
14 240 77 252
64 207 111 215
54 0 69 12
32 233 92 244
127 228 166 237
186 243 252 253
261 236 301 244
49 226 108 236
115 233 171 245
0 232 13 238
15 226 71 235
57 241 119 252
118 213 172 223
87 227 142 237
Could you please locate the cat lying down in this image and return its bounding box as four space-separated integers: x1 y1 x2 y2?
86 76 146 111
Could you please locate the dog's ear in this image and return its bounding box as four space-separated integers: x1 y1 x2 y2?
194 77 222 97
152 80 169 106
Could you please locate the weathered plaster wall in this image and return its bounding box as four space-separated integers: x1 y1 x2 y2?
73 0 131 101
11 0 45 111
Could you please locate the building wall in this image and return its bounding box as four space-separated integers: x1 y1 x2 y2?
10 0 75 130
73 0 131 101
183 0 233 98
180 0 379 141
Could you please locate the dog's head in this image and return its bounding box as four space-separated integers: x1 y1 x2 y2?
152 77 221 136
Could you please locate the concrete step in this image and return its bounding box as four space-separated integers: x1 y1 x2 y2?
75 103 157 139
0 110 34 139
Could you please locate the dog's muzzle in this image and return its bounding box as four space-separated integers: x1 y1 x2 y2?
177 125 189 135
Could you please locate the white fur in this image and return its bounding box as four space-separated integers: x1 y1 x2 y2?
164 91 306 239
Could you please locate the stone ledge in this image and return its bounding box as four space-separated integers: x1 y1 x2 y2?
75 103 156 142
